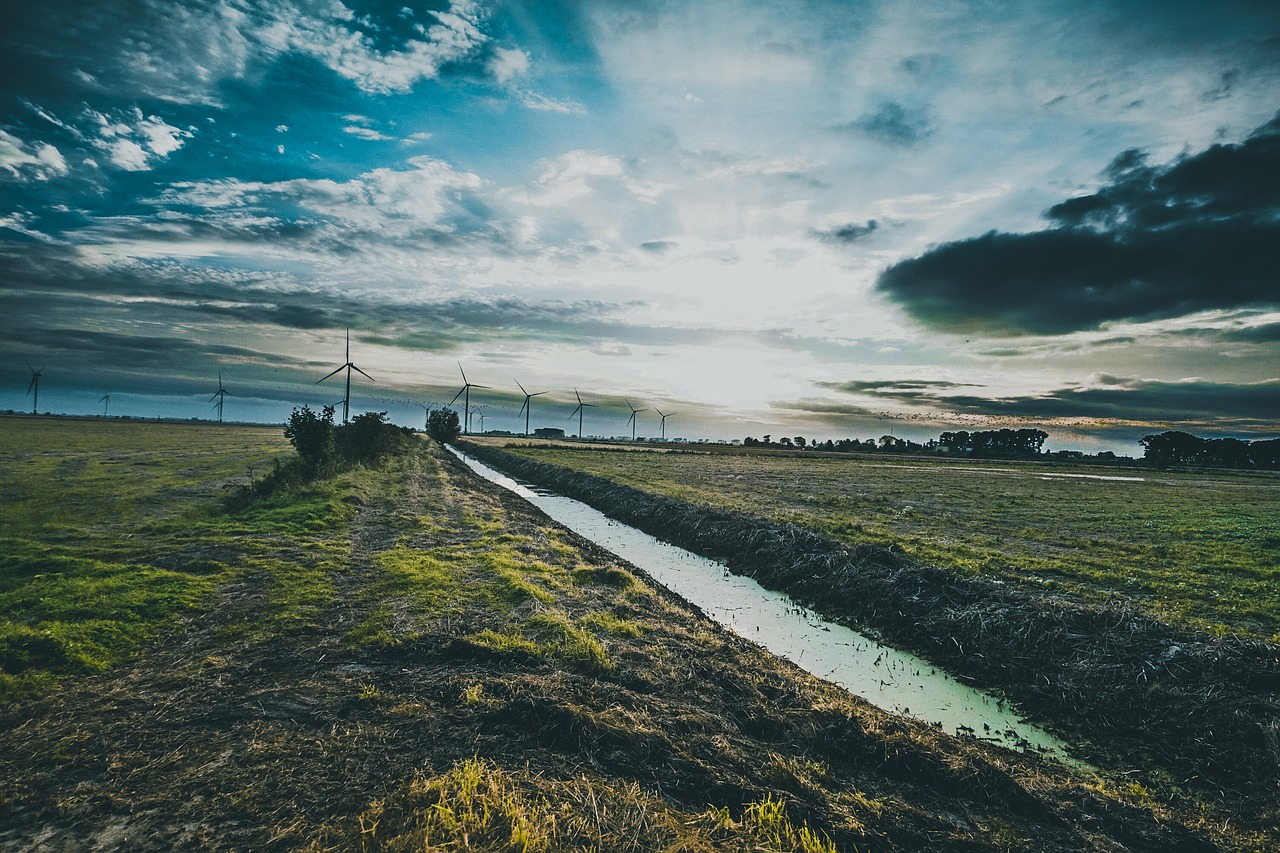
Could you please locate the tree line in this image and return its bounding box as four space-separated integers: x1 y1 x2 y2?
1140 431 1280 469
743 428 1048 458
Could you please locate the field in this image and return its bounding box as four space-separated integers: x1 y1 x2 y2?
485 441 1280 641
1 417 1274 850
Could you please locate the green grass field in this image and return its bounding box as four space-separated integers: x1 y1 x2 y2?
494 444 1280 641
0 416 349 701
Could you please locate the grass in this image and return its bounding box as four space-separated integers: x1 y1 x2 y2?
316 756 842 853
0 416 374 701
494 443 1280 640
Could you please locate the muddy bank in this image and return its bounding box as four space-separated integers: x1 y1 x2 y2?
461 442 1280 823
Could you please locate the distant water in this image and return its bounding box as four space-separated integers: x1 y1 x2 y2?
449 446 1084 767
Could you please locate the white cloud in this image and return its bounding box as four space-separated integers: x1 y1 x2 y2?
86 107 192 171
488 46 530 84
0 130 69 180
160 156 484 235
257 0 489 94
343 126 395 141
519 91 586 114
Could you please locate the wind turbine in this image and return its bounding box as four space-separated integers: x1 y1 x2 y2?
472 406 487 434
516 380 548 437
99 394 111 417
655 408 674 441
625 398 647 441
209 372 230 423
449 363 488 435
25 363 42 415
317 327 374 424
416 401 432 431
568 388 597 439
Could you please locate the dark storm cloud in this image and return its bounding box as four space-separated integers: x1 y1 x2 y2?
812 373 1279 426
876 112 1280 336
835 101 933 146
816 379 975 396
811 220 878 244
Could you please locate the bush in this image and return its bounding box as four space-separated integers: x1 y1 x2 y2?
284 405 336 466
335 411 412 463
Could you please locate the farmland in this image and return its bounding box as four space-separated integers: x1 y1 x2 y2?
3 416 1268 850
484 441 1280 642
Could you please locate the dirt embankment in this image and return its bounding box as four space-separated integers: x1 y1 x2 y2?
461 442 1280 827
0 442 1246 851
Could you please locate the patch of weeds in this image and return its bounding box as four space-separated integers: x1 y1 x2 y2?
570 565 637 590
345 607 414 650
580 611 644 638
358 683 382 702
466 628 544 658
527 612 614 674
737 795 838 853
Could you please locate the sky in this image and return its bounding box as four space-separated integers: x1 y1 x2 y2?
2 0 1278 452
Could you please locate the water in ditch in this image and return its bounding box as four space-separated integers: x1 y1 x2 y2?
449 446 1082 766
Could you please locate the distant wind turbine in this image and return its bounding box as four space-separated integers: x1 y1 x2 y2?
449 363 489 435
317 327 374 424
99 393 111 417
568 388 597 439
416 401 432 430
472 406 486 433
209 372 230 423
655 407 674 441
625 398 647 441
516 380 548 437
25 363 42 415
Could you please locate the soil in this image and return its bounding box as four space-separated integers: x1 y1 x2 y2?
0 443 1258 851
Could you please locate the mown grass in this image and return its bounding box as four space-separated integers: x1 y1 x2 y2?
494 444 1280 640
0 416 372 702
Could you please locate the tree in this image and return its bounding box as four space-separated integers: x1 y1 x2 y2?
336 411 409 462
427 408 461 442
284 405 336 466
793 436 806 448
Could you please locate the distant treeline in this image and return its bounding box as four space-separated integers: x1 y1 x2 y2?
743 428 1050 458
1141 431 1280 469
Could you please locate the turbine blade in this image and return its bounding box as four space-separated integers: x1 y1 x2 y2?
519 399 529 416
352 364 375 382
449 387 466 405
317 364 345 383
473 383 490 390
457 361 467 383
516 380 528 395
26 377 34 395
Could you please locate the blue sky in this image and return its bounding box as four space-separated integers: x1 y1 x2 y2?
2 0 1278 451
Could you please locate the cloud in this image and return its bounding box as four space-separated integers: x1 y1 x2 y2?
876 112 1280 335
87 107 193 171
813 371 1280 426
343 126 394 141
257 0 490 95
811 219 878 244
488 46 530 84
0 130 68 180
836 101 933 146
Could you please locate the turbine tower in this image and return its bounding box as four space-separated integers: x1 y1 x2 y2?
209 372 230 423
625 398 647 441
516 380 548 437
317 327 374 424
99 394 111 417
25 363 42 415
449 363 489 435
655 408 674 441
568 388 597 439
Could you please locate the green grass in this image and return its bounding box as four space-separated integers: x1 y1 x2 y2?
0 416 382 702
499 444 1280 641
